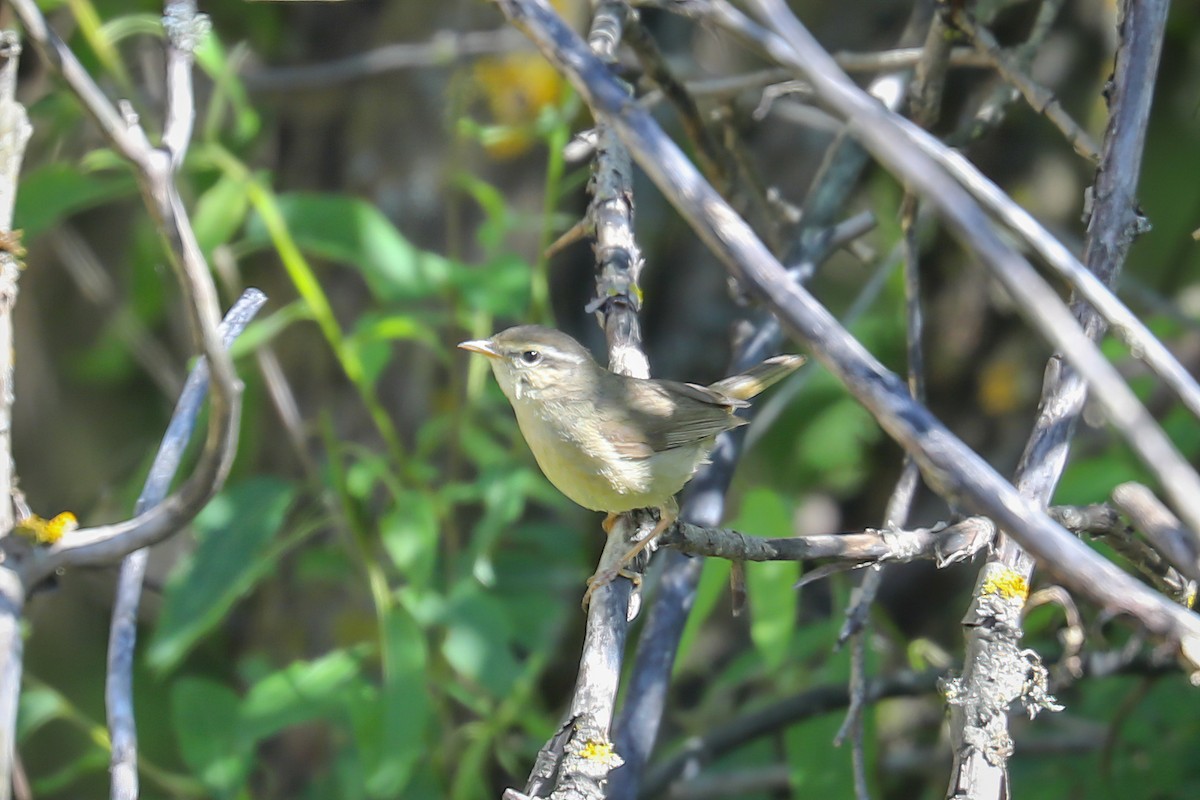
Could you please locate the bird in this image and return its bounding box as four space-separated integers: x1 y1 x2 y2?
459 324 803 601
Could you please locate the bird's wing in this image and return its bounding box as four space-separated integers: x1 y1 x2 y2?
622 379 748 453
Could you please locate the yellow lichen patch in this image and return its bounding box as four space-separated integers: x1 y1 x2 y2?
16 511 78 544
0 229 25 259
579 739 618 764
981 569 1029 601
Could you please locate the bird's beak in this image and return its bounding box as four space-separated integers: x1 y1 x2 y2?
457 339 500 359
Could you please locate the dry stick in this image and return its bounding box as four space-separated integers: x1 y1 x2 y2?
951 9 1099 162
517 3 642 798
954 0 1066 145
491 0 1200 661
642 505 1162 575
107 289 264 800
656 0 1200 541
835 205 927 800
51 225 182 397
946 0 1171 795
243 27 533 92
1057 501 1194 606
641 671 943 798
663 516 993 564
714 0 1200 574
1112 482 1200 585
0 29 31 800
10 0 243 585
613 8 907 789
609 324 785 800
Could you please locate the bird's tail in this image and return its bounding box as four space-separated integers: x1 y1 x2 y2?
710 354 805 400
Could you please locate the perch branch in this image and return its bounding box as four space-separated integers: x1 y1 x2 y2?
491 0 1200 664
519 3 643 798
679 0 1200 540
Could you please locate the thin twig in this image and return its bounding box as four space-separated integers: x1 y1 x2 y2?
519 3 642 797
624 16 731 190
834 194 929 798
950 8 1099 162
662 516 991 565
11 0 244 587
1055 502 1194 606
107 288 264 800
641 671 943 798
243 27 532 92
491 0 1200 663
1112 482 1200 585
947 0 1172 794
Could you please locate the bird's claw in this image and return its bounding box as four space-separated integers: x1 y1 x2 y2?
581 567 642 612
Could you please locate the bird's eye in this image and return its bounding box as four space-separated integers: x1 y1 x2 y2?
519 350 542 366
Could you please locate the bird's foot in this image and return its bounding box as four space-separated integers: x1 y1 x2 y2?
581 566 642 612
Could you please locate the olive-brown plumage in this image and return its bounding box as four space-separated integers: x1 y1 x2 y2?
458 325 803 528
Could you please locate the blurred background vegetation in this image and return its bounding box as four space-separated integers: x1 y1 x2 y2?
10 0 1200 797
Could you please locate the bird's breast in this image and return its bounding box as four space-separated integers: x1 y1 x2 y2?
510 397 706 513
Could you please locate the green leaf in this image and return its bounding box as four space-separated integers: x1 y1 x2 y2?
676 556 733 675
240 650 364 742
450 253 532 317
730 488 799 670
782 711 861 796
193 171 251 254
16 688 67 741
380 492 439 586
243 193 453 303
793 399 880 493
148 477 296 673
170 677 250 798
228 300 315 360
14 163 136 239
195 34 261 144
441 584 521 697
348 611 430 798
98 13 162 44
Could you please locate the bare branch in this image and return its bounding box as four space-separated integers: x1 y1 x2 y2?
662 516 992 566
244 27 532 93
0 30 33 800
948 0 1173 793
490 0 1200 664
1112 482 1200 586
641 671 943 798
11 0 244 589
519 3 643 797
950 9 1099 162
108 288 265 800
